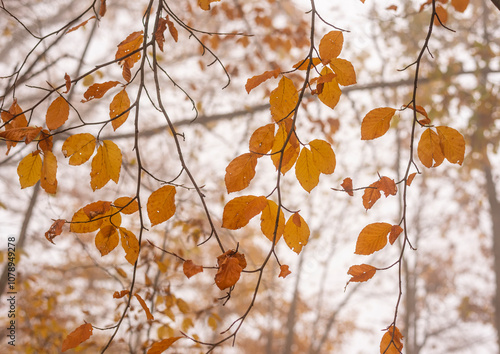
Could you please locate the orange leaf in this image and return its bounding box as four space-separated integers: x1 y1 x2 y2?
436 126 465 165
135 293 154 321
341 177 354 196
81 81 120 102
378 176 397 197
155 17 168 52
66 16 96 34
110 89 131 131
434 5 448 26
418 128 444 168
147 185 176 226
347 264 377 284
45 219 65 244
283 212 310 254
245 68 280 94
318 67 342 109
222 195 267 230
355 222 392 255
46 97 69 130
225 153 258 193
380 325 404 354
119 227 140 264
0 126 42 144
83 200 112 219
319 31 343 64
408 104 430 125
61 323 93 352
39 129 53 153
295 147 320 193
41 150 58 194
329 58 357 86
113 196 139 214
64 73 71 93
99 0 107 17
292 57 321 70
249 123 275 154
62 133 96 165
166 16 178 42
270 121 300 175
215 255 243 290
147 337 182 354
279 264 291 278
260 199 285 243
451 0 469 12
17 151 42 188
113 290 130 298
1 99 27 128
116 31 143 62
386 5 398 10
389 225 403 245
309 139 336 174
406 172 417 186
183 260 204 279
362 181 381 210
270 76 298 123
95 225 119 256
70 205 104 234
198 0 221 10
90 140 122 190
361 107 396 140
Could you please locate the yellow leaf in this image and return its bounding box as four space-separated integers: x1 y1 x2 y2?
176 297 190 313
436 126 465 165
114 196 139 214
135 293 154 321
283 213 310 254
295 147 320 193
82 81 120 102
90 140 122 191
260 199 285 243
249 123 275 154
418 128 444 168
309 139 336 174
17 152 42 188
319 31 343 64
355 222 392 255
61 323 93 352
270 121 300 175
245 68 281 93
380 326 404 354
208 314 218 331
46 96 70 130
222 195 267 230
181 317 194 332
347 264 377 284
147 337 182 354
225 153 258 193
318 67 342 109
119 227 140 264
361 107 397 140
99 207 122 229
270 76 298 123
70 204 106 233
329 58 356 86
41 151 58 194
147 185 176 226
62 133 96 165
110 89 131 131
95 225 119 256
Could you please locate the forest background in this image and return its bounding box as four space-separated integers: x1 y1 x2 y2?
0 0 499 353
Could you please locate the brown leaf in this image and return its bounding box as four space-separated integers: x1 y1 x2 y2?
83 201 112 220
0 126 42 144
434 5 448 26
147 337 182 354
147 186 176 226
361 107 396 140
279 264 291 278
406 172 417 186
64 73 72 93
362 181 381 210
166 16 178 42
135 293 154 321
99 0 107 17
82 81 121 103
378 176 397 197
113 290 130 298
389 225 403 245
45 219 65 244
215 256 243 290
67 16 96 34
41 150 58 194
183 260 204 279
61 323 93 352
155 17 168 51
245 68 281 93
341 177 354 196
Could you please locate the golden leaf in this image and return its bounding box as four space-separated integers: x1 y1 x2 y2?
113 197 139 214
292 57 321 70
249 123 275 154
135 293 154 321
95 225 119 256
319 31 344 64
380 326 404 354
295 147 320 193
260 199 285 243
90 140 122 191
119 227 140 264
82 81 120 103
222 195 267 230
41 150 58 194
198 0 221 11
109 89 130 131
225 153 258 193
355 222 392 255
147 185 176 226
436 126 465 165
245 68 281 93
329 58 357 86
309 139 336 174
183 260 204 279
215 256 243 290
283 213 310 254
61 133 96 165
318 67 342 109
46 97 69 130
147 337 182 354
270 121 300 175
361 107 396 140
17 151 42 188
270 76 298 123
347 264 377 284
417 128 444 168
61 323 93 352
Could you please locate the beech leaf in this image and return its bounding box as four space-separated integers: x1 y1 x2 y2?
283 213 310 254
295 147 320 193
135 293 154 321
46 96 69 130
61 323 93 352
361 107 396 140
436 126 465 165
260 199 285 243
249 123 275 154
183 260 204 278
62 133 96 166
347 264 377 284
380 325 404 354
147 185 176 226
319 31 343 64
270 76 298 123
225 153 258 193
418 128 444 168
120 227 140 264
90 140 122 191
222 195 267 230
17 151 42 188
147 337 182 354
355 222 392 255
279 264 292 278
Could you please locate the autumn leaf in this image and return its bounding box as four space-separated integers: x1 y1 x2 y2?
362 181 381 210
225 153 258 193
249 123 275 154
70 201 112 233
0 126 42 144
39 129 53 152
119 227 140 264
436 126 465 165
135 293 154 321
110 89 131 131
406 172 417 186
95 225 119 256
319 31 343 64
451 0 470 12
64 73 72 93
147 185 176 226
434 5 448 26
329 58 357 86
176 298 190 313
292 57 321 70
114 196 139 214
260 199 285 243
166 16 178 42
318 67 342 109
347 264 377 284
67 16 96 34
279 264 292 278
309 139 336 174
41 151 58 194
215 253 245 290
116 31 144 81
99 0 107 17
198 0 220 11
245 68 281 93
295 147 320 193
418 128 445 168
45 219 65 244
378 176 397 197
183 260 204 278
1 99 27 128
408 104 431 125
270 76 298 123
81 81 120 102
380 325 404 354
113 290 130 298
61 323 93 352
355 222 392 255
283 213 310 254
83 200 112 219
270 121 300 174
389 225 403 245
62 133 96 165
46 96 69 130
154 17 168 52
222 195 267 230
147 337 182 354
90 140 122 191
17 151 42 188
361 107 397 140
341 177 354 196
